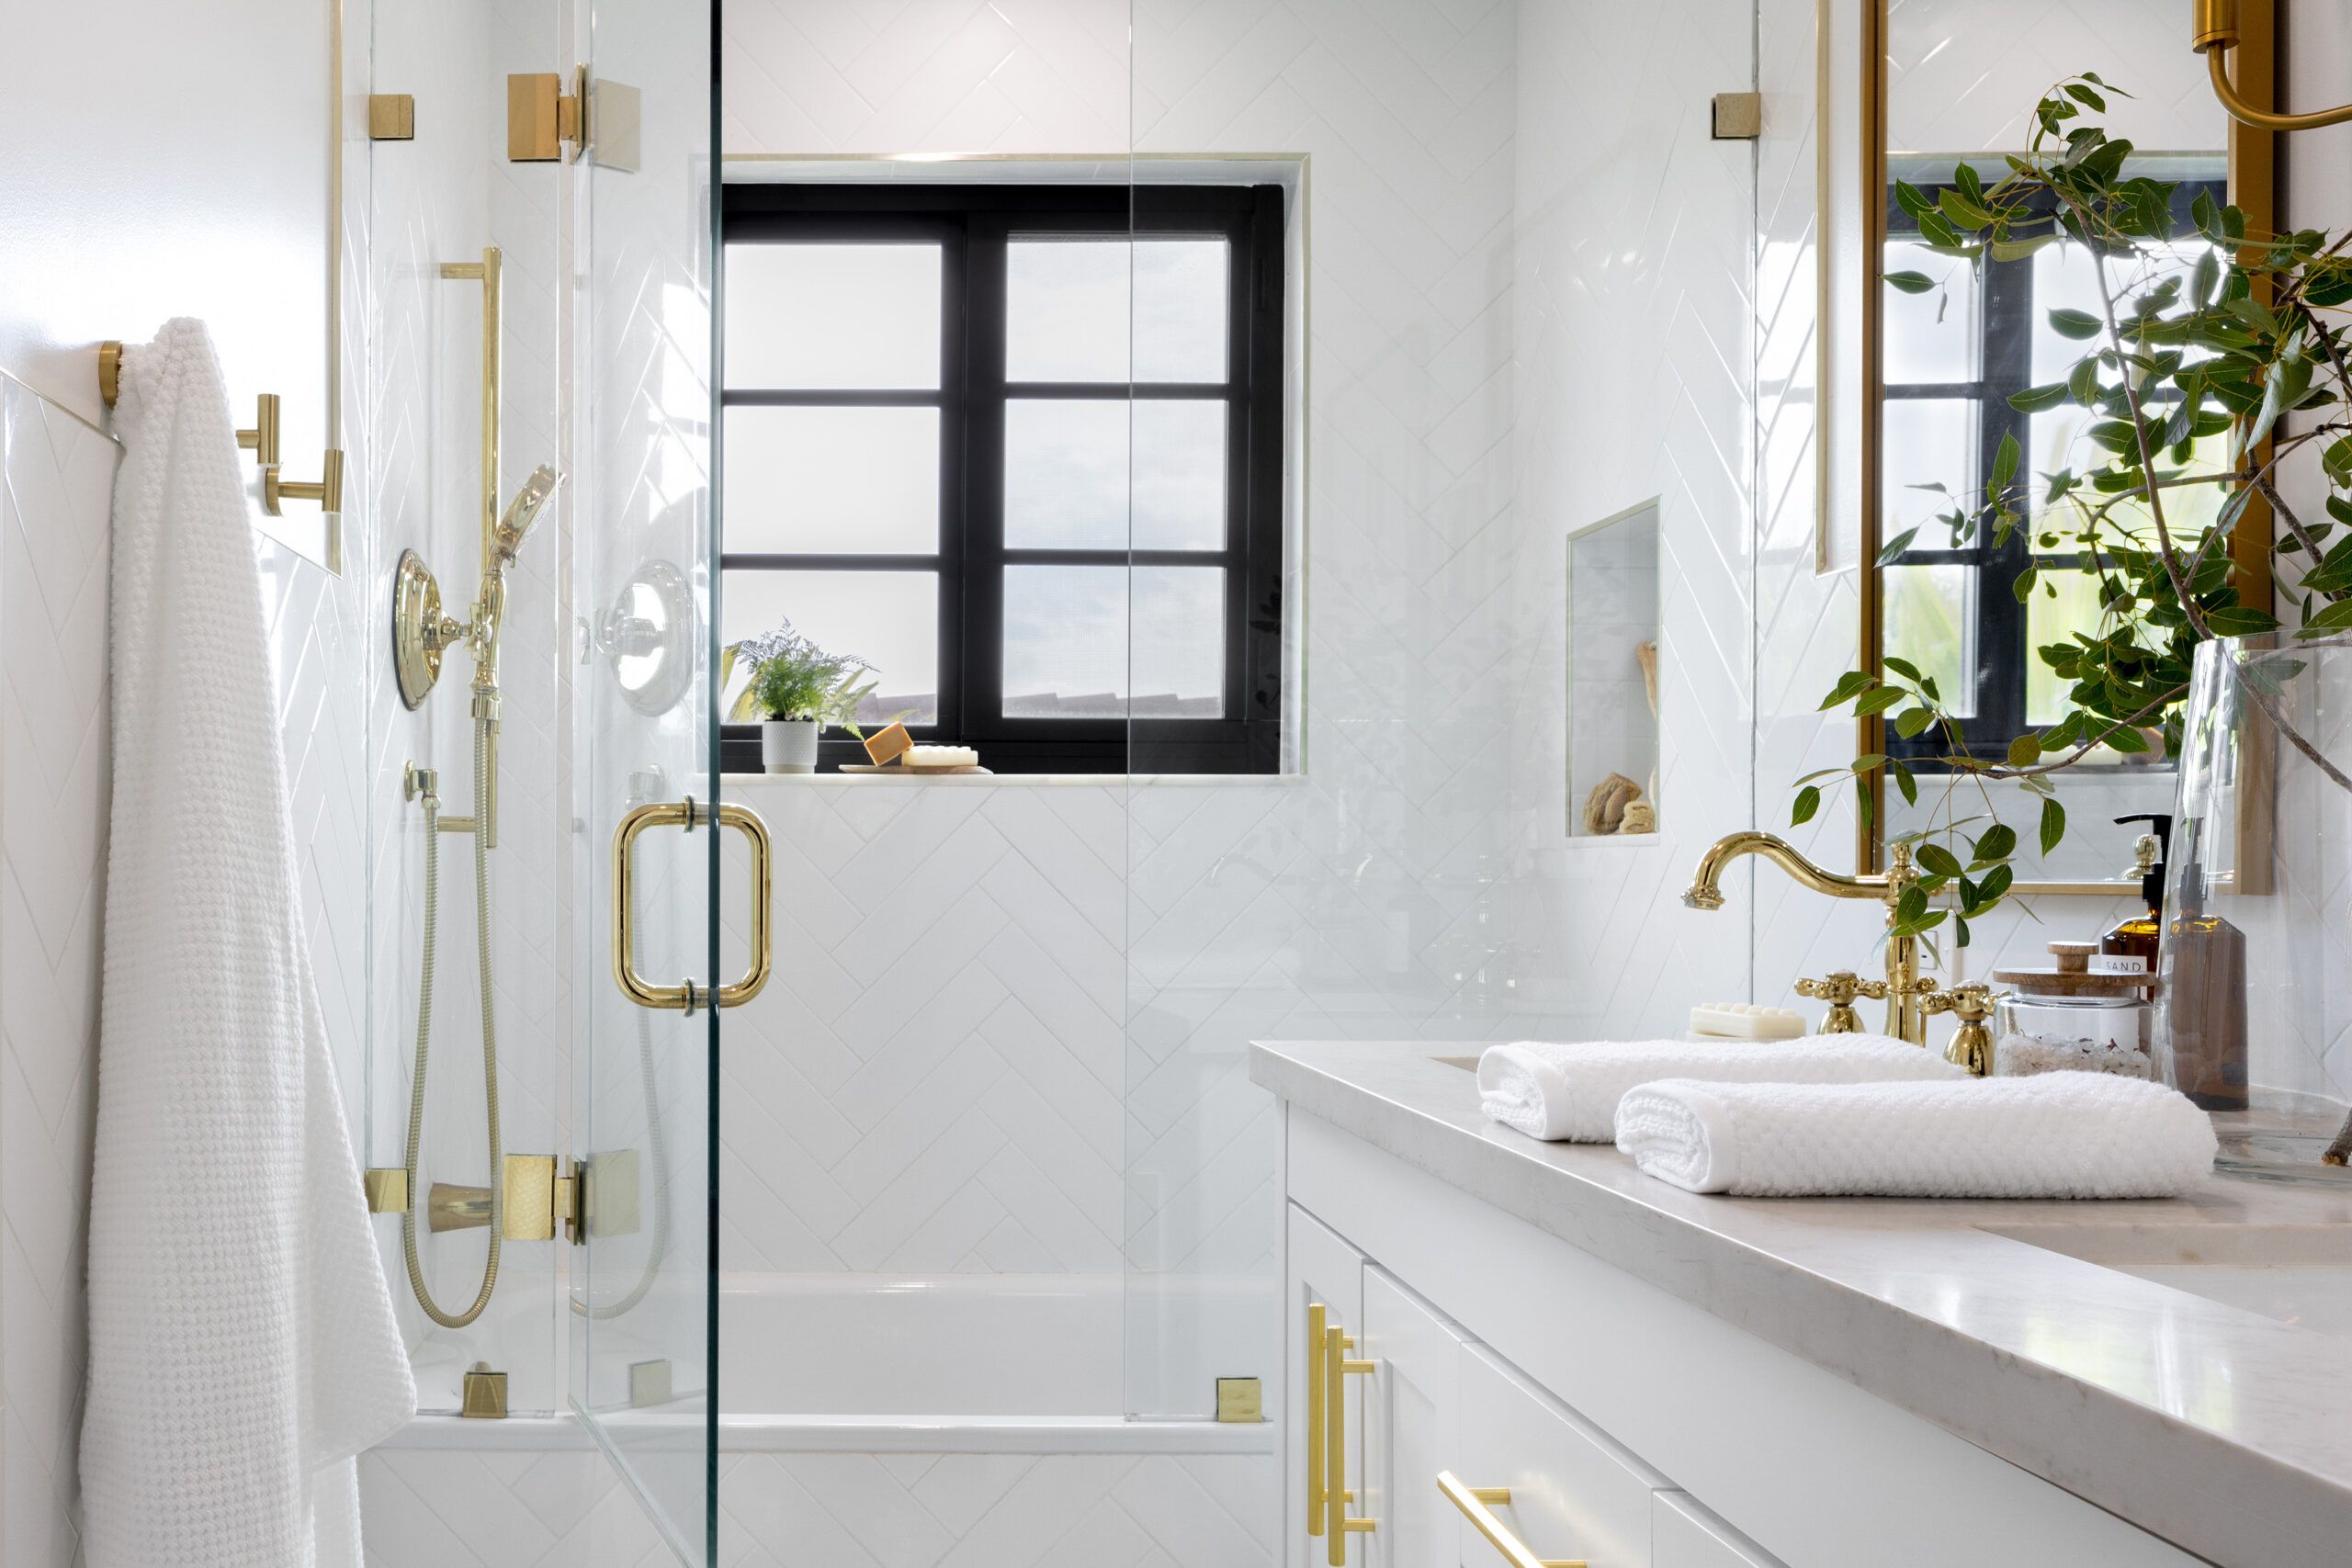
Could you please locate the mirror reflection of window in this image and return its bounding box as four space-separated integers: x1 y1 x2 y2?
1874 4 2234 882
1878 161 2225 773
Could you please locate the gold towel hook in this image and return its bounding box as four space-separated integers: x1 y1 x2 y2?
96 341 123 408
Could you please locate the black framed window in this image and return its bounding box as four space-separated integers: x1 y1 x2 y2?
719 182 1286 774
1880 167 2225 766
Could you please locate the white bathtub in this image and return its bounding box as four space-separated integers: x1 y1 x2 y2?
368 1270 1277 1566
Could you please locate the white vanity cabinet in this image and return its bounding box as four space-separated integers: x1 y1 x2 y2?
1281 1111 2202 1568
1289 1202 1728 1568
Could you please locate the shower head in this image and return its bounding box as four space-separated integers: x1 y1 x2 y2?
492 464 562 563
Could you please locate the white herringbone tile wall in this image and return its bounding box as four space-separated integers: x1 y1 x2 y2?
362 1444 1274 1568
1 378 116 1568
1504 0 1761 1035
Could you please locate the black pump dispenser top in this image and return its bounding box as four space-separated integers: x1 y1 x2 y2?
2115 812 2172 911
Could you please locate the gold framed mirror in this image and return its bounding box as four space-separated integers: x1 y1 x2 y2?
1849 0 2278 894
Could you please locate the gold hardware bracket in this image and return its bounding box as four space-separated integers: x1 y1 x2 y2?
507 67 589 162
460 1362 508 1419
613 798 773 1010
364 1168 410 1213
1437 1472 1588 1568
368 94 415 141
1216 1377 1263 1423
264 448 344 516
1711 92 1762 140
629 1359 673 1408
97 341 123 408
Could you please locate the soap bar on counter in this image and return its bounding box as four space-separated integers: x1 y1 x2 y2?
904 744 978 768
1689 1003 1805 1041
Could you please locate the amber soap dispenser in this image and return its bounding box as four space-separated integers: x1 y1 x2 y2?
2097 813 2169 975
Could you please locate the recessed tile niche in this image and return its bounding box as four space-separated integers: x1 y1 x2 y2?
1566 500 1662 839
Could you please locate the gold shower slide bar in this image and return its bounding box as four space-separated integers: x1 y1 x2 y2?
440 248 503 574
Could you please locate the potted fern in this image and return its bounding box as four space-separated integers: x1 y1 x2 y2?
723 624 877 774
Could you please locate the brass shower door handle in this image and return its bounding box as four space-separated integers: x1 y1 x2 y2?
611 797 772 1011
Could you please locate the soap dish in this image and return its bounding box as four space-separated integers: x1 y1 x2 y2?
1690 1003 1804 1041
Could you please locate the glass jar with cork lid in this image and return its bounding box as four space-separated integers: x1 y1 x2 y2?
1987 939 2157 1078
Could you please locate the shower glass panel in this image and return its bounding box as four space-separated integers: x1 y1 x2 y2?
363 0 720 1560
570 0 719 1558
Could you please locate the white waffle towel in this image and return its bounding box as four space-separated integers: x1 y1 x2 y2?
83 321 414 1568
1478 1035 1962 1142
1614 1070 2218 1197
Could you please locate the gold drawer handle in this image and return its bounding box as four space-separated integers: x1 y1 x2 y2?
1307 1303 1329 1538
612 796 772 1010
1325 1322 1375 1564
1438 1472 1587 1568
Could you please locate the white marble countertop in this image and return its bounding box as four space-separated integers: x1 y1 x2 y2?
1250 1040 2352 1568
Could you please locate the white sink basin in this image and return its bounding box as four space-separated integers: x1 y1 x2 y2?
1986 1223 2352 1339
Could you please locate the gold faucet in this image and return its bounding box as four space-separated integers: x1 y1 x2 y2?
1683 832 1930 1045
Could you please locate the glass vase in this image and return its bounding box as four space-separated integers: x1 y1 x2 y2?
2158 634 2352 1182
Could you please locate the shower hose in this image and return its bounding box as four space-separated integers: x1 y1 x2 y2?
400 716 673 1329
401 716 503 1328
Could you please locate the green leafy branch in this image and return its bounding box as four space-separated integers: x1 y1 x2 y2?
1801 74 2352 941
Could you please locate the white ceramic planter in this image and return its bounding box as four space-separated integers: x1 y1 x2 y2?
762 718 820 774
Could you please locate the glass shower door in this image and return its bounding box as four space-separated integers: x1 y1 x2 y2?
569 0 723 1560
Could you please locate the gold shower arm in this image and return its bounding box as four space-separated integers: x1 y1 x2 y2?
2194 0 2352 132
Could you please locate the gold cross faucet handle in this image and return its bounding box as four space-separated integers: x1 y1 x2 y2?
1921 983 1999 1077
1794 970 1889 1033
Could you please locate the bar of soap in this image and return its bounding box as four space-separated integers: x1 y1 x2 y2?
1689 1003 1805 1040
905 745 978 768
863 721 912 765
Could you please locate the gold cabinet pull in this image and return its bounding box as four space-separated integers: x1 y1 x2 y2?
1437 1472 1587 1568
1307 1303 1329 1537
612 797 772 1011
1325 1323 1375 1564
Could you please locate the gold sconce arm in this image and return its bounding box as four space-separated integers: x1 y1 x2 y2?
2194 0 2352 132
1436 1473 1587 1568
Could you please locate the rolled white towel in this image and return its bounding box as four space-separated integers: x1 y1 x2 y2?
1614 1070 2217 1197
1476 1035 1961 1142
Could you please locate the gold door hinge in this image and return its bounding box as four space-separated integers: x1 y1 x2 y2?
363 1168 410 1213
508 67 588 162
1216 1377 1263 1423
1712 91 1763 140
368 94 415 141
